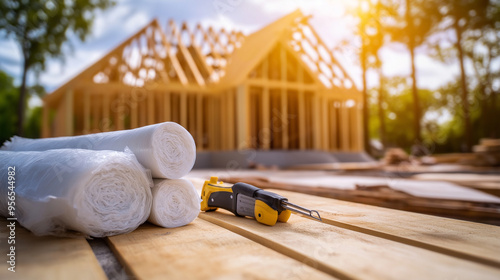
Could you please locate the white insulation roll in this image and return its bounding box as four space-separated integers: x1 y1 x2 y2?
0 149 153 237
1 122 196 179
148 179 200 228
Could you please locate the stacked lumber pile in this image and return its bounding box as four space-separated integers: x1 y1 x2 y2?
383 148 410 165
473 138 500 166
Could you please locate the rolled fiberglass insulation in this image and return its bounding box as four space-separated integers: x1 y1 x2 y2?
0 149 153 237
1 122 196 179
148 179 200 228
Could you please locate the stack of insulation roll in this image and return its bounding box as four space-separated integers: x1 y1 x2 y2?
0 122 200 237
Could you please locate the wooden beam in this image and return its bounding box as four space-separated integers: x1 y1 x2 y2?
297 66 306 150
180 92 187 128
357 104 364 151
321 96 328 150
65 89 74 136
262 87 270 150
116 93 125 130
312 93 321 150
130 92 138 129
280 45 288 150
245 79 319 91
42 103 50 138
147 91 155 125
83 91 90 134
236 85 250 149
341 102 350 150
227 91 235 150
196 94 203 150
169 21 205 86
163 92 170 122
102 93 111 131
331 102 338 151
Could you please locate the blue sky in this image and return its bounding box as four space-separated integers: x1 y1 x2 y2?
0 0 461 104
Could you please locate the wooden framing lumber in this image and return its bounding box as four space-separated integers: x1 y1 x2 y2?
65 89 74 136
236 85 250 149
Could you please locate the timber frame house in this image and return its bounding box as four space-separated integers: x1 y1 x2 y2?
42 10 364 152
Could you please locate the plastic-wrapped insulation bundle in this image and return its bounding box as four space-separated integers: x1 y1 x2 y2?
148 179 200 228
0 149 153 237
1 122 196 179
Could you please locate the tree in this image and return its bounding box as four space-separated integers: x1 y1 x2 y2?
0 70 44 144
0 70 19 144
461 0 500 138
437 0 491 150
388 0 442 143
0 0 114 136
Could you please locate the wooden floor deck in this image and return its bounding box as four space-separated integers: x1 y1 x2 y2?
2 176 500 279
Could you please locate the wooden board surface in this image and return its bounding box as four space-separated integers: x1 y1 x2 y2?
188 178 500 279
107 219 334 280
199 211 500 280
270 189 500 267
0 220 106 280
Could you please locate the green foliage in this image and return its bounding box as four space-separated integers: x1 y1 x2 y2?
0 70 19 144
370 76 500 153
0 0 115 135
0 0 115 71
0 70 45 144
24 106 42 139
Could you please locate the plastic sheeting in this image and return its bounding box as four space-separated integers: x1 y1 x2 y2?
0 149 153 237
1 122 196 179
148 179 200 228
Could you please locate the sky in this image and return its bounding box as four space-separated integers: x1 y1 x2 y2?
0 0 463 107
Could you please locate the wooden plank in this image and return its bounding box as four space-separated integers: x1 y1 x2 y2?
262 87 270 150
356 104 364 151
340 102 349 150
180 92 187 128
313 94 321 149
65 89 74 136
107 220 334 280
227 90 235 150
281 90 288 149
330 102 338 150
271 189 500 268
481 138 500 147
0 220 106 279
199 210 500 280
236 85 249 149
147 91 155 125
130 92 138 129
163 92 170 122
102 93 110 132
196 94 203 150
321 96 328 150
83 91 90 134
42 104 50 137
115 93 125 131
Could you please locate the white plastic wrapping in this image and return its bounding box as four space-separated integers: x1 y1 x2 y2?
0 149 153 237
1 122 196 179
148 179 200 228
